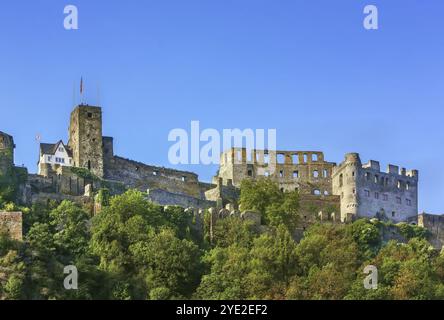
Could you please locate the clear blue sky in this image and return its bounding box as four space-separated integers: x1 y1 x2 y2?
0 1 443 213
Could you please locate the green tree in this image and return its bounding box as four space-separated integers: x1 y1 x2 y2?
239 178 299 232
130 228 202 299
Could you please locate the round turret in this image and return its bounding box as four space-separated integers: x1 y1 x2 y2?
344 153 361 165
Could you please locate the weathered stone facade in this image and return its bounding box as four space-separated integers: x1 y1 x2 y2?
0 131 14 175
216 147 335 195
33 165 86 196
332 153 418 223
416 213 444 249
68 105 104 178
2 102 443 248
0 212 22 241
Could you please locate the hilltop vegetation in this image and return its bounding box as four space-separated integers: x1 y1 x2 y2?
0 181 443 300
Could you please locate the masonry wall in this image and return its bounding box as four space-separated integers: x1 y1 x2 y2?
104 155 204 198
217 148 336 195
146 188 215 208
0 132 14 175
29 165 86 198
332 153 418 223
0 212 22 241
418 213 444 249
68 105 104 178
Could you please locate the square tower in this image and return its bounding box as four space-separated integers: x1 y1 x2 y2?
0 131 15 175
68 105 104 177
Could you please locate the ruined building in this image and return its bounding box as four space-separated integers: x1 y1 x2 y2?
32 104 230 208
215 148 419 224
216 147 335 195
332 153 418 223
0 102 437 245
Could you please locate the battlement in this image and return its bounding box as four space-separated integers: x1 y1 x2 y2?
332 152 419 223
334 153 418 181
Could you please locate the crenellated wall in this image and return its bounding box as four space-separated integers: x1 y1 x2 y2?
332 153 418 223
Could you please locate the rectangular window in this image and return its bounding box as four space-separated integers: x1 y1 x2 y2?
406 199 412 206
375 192 379 199
383 194 388 201
364 190 370 197
47 156 52 161
293 171 299 178
396 197 402 204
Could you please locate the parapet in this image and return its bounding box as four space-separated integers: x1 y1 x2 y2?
221 147 329 165
363 160 380 171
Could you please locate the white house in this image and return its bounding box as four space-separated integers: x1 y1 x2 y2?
38 140 73 174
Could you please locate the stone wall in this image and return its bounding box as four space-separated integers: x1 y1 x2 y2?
293 194 341 240
30 192 92 207
0 131 14 175
104 155 204 198
146 188 215 208
204 178 240 206
332 153 418 223
29 165 86 197
217 147 336 195
417 213 444 250
68 105 104 178
0 212 22 241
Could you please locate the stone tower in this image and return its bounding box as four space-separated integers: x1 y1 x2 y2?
332 153 361 222
332 153 418 223
0 131 15 175
68 105 104 177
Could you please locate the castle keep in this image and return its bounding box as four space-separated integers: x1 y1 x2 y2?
332 153 418 223
0 103 439 245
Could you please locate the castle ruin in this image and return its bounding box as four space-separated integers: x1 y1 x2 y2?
0 103 440 247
